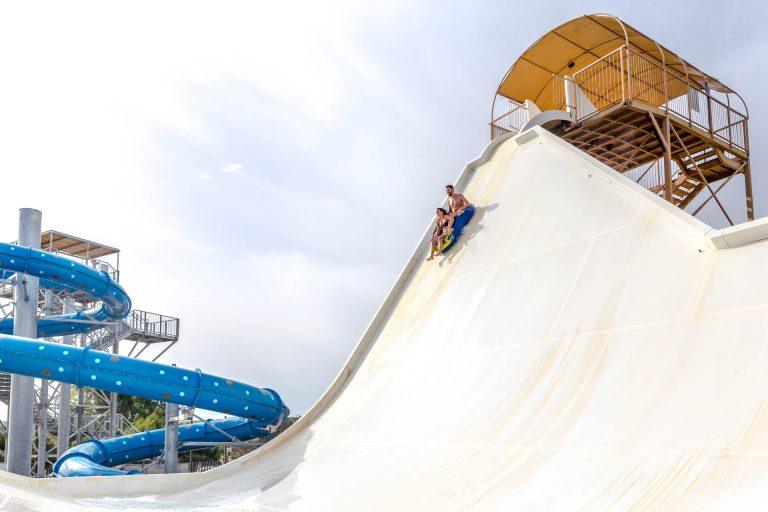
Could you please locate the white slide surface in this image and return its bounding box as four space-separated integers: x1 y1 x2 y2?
3 127 768 510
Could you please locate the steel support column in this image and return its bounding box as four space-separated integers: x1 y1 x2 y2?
108 336 119 438
34 289 54 476
75 387 84 444
744 162 755 221
163 399 179 474
56 296 75 458
6 208 42 476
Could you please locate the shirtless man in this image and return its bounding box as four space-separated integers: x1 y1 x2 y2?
445 185 470 217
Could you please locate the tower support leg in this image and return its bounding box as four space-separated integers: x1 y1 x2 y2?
663 117 673 202
35 382 48 476
7 208 42 476
35 289 54 477
744 162 755 221
108 337 120 437
75 387 84 444
56 296 75 459
163 400 179 474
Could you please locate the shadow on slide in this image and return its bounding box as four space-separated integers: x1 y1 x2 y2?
440 203 499 267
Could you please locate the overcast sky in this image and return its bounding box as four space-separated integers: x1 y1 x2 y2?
0 1 765 415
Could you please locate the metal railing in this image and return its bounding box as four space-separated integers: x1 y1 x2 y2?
190 460 223 473
89 320 134 351
87 309 179 353
548 46 748 153
127 310 179 341
561 47 625 120
623 159 690 198
75 411 138 439
625 160 666 192
490 99 528 139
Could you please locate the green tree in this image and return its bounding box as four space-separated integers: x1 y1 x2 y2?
116 395 220 463
117 395 165 432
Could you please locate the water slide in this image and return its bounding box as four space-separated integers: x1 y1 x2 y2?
54 417 275 477
3 126 768 509
0 244 288 477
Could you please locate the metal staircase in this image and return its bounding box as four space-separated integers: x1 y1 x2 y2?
670 174 705 209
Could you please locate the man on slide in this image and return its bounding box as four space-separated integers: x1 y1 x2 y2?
440 184 476 252
445 184 471 217
425 184 476 262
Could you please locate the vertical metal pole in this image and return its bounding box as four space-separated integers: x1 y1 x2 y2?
663 117 673 202
564 75 577 121
108 335 119 438
743 121 754 221
726 96 733 148
619 47 626 103
34 289 54 477
626 47 633 101
744 161 755 221
75 387 84 444
163 402 179 473
687 85 693 128
704 82 714 137
35 384 48 477
7 208 42 476
56 296 75 458
163 364 179 474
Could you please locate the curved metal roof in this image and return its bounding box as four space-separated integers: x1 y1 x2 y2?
495 14 738 112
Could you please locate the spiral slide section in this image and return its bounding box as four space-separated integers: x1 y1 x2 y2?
0 243 131 337
0 242 288 476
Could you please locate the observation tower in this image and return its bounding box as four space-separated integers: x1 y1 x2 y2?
490 14 752 225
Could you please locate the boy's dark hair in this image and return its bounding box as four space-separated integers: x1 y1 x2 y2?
436 207 449 215
445 184 454 189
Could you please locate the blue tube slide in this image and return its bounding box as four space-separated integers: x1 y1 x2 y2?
0 243 131 337
0 335 287 422
0 241 288 476
54 417 273 477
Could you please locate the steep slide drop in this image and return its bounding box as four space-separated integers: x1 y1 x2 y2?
0 243 288 476
5 127 768 509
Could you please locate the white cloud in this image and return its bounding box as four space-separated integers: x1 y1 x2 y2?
220 163 243 173
0 0 762 417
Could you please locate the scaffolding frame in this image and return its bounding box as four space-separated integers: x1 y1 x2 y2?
0 230 181 477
